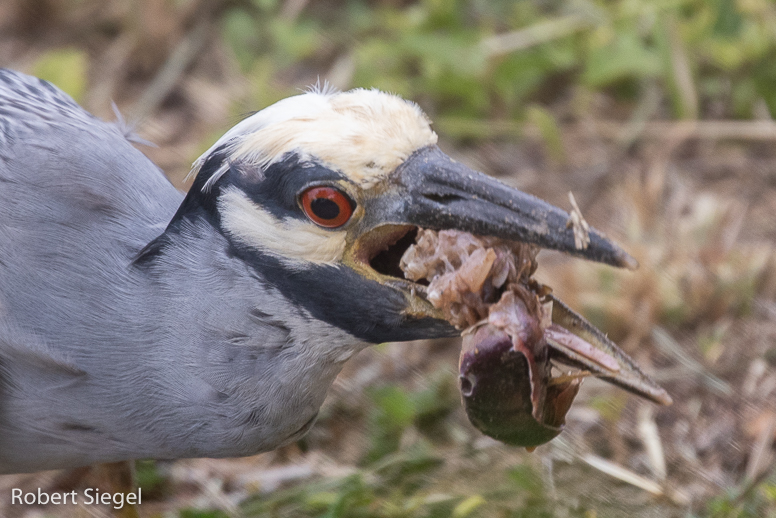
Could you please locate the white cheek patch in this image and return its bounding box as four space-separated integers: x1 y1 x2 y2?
218 188 347 267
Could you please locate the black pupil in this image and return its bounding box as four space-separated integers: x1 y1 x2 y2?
310 197 341 220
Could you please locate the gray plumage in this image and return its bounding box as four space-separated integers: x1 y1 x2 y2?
0 70 362 473
0 69 655 475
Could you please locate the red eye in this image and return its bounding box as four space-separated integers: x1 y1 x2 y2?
300 186 354 228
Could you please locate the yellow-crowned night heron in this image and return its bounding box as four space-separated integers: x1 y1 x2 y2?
0 69 645 474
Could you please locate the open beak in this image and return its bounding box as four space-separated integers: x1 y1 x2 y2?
347 145 669 406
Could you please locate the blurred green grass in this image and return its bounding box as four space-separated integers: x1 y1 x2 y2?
30 0 776 127
215 0 776 125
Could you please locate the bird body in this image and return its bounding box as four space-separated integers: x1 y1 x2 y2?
0 71 365 472
0 69 645 474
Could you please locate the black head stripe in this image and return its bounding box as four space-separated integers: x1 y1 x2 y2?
230 153 347 222
169 149 348 231
228 242 456 343
166 144 231 229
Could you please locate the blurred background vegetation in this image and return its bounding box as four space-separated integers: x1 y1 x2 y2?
1 0 775 517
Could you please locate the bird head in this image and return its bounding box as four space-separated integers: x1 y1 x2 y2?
165 87 635 344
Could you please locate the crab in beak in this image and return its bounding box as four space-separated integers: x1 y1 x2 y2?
343 145 670 416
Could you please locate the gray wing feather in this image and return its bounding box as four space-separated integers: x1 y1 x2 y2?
0 68 182 340
0 68 181 329
0 69 183 471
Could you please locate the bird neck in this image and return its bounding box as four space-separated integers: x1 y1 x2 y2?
129 218 368 457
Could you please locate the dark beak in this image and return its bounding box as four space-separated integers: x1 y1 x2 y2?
356 145 670 406
387 146 637 269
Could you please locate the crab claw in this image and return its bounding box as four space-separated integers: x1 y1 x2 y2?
544 294 672 406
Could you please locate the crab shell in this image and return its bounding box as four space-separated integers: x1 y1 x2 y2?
459 324 580 448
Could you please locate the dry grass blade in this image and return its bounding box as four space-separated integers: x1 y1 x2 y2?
129 18 211 122
637 404 667 481
592 120 776 141
481 16 590 58
581 453 661 495
436 119 776 142
650 327 733 396
580 454 689 505
745 413 776 481
665 16 698 120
